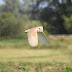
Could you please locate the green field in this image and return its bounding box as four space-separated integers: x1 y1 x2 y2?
0 38 72 72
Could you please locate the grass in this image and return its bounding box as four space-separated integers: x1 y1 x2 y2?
0 48 72 72
0 38 72 72
0 37 72 49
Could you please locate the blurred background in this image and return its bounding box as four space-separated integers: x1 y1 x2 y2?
0 0 72 72
0 0 72 48
0 0 72 37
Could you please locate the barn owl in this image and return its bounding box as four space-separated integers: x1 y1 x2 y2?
25 26 49 47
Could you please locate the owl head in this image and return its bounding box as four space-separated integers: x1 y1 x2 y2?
36 26 43 32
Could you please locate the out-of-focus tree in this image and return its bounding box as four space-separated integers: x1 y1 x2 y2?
63 15 72 34
0 12 25 38
2 0 21 17
31 0 72 34
0 0 72 35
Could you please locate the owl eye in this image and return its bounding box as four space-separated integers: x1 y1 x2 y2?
39 28 40 29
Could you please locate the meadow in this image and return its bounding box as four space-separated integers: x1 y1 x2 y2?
0 37 72 72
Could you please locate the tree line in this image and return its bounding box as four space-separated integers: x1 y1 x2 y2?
32 0 72 34
0 0 72 38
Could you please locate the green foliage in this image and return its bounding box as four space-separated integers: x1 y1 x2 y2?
63 65 72 72
0 62 72 72
18 64 31 72
0 0 72 38
0 12 42 39
63 15 72 33
0 12 25 38
32 0 72 34
3 0 21 17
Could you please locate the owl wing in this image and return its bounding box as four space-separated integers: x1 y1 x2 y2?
37 32 49 44
27 30 38 47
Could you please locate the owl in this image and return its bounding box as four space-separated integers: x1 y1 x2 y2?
25 26 49 47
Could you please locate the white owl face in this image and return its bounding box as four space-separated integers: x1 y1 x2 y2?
36 26 43 32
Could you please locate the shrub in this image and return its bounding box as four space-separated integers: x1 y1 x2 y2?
63 15 72 34
0 12 25 38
